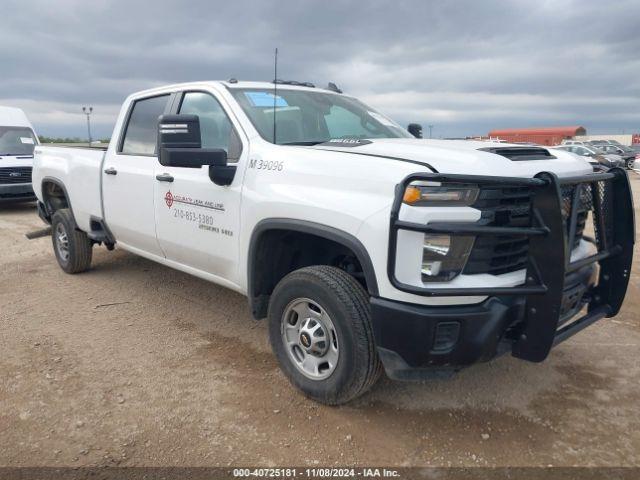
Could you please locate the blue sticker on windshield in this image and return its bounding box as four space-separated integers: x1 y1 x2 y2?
245 91 288 108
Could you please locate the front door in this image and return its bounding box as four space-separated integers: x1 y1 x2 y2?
102 94 172 257
153 90 246 283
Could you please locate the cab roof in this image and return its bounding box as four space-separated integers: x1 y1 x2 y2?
0 106 34 129
131 80 339 98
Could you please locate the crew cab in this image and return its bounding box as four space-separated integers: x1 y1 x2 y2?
0 106 39 203
32 81 634 404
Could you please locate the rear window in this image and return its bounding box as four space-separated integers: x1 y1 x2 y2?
121 95 170 155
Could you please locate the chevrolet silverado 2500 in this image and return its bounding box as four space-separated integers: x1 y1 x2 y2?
33 81 634 404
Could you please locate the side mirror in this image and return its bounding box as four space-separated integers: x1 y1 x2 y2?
407 123 423 139
157 114 236 186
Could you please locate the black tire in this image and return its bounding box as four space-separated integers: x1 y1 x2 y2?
268 266 382 405
51 208 93 274
627 159 635 170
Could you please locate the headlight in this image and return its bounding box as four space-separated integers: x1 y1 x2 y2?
422 234 475 282
403 184 479 206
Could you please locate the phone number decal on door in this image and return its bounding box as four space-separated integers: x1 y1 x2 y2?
172 208 233 236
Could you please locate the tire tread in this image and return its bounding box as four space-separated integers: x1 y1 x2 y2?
269 265 381 404
51 209 93 274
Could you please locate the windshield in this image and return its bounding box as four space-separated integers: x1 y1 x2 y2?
0 127 37 156
229 88 412 145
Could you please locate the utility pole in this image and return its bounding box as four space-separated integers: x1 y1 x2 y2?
428 125 434 139
82 106 93 145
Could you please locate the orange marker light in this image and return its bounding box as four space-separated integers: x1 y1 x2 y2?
403 186 422 204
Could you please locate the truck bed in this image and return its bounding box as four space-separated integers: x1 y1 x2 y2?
32 145 107 232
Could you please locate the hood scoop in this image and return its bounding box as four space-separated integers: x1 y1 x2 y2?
479 147 556 161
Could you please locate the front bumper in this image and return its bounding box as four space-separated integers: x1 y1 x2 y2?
372 263 595 380
376 168 634 380
0 183 35 202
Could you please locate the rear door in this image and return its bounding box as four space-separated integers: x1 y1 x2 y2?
153 89 246 282
102 94 172 256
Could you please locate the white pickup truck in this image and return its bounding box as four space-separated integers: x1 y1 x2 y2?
33 80 634 404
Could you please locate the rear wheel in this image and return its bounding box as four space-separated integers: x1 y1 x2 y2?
51 209 93 274
268 266 382 405
627 159 635 170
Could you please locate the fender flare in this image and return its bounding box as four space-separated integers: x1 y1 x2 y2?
247 218 379 317
40 176 76 225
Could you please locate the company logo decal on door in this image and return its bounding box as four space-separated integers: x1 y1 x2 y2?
163 191 224 211
164 191 174 208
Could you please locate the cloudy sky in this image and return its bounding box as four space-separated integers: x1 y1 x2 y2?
2 0 639 139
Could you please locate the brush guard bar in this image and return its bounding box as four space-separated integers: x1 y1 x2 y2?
388 168 634 362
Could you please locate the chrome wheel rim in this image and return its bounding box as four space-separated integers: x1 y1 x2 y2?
55 222 70 262
281 297 339 380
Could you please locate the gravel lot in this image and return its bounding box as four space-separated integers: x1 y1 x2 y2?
1 175 640 468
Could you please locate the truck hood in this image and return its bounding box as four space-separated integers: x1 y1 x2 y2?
311 138 593 178
0 154 34 168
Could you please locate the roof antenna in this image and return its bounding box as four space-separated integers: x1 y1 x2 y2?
273 47 278 145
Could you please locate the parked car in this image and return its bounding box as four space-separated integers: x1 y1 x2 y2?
560 140 588 146
596 144 636 170
0 106 38 203
554 144 625 170
31 80 634 404
549 146 602 171
588 139 624 147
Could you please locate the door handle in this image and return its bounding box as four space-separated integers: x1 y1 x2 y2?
104 167 117 175
156 173 174 183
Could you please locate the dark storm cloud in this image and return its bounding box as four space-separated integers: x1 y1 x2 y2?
1 0 639 138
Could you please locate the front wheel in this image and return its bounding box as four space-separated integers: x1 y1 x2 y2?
627 159 635 170
268 266 381 405
51 209 93 274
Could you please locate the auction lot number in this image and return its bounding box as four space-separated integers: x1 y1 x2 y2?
233 468 400 478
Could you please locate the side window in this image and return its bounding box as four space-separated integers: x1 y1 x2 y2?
178 92 242 162
121 95 170 155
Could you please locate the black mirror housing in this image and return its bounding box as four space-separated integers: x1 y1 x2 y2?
208 164 236 186
408 123 423 138
157 114 236 185
158 114 202 149
159 146 228 168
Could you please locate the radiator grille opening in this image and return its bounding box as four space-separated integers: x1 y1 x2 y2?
0 167 32 185
464 185 532 275
463 181 605 276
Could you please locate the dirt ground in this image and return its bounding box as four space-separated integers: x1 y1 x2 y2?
1 176 640 469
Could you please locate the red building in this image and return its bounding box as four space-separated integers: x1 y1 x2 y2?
488 126 586 146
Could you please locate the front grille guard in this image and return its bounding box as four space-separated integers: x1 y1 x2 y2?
388 168 634 361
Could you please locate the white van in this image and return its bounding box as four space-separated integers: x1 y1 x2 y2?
0 106 39 203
